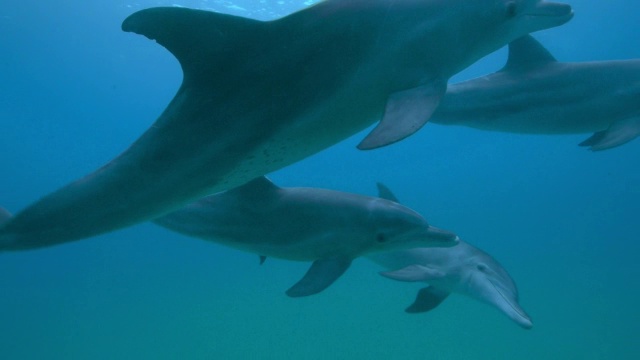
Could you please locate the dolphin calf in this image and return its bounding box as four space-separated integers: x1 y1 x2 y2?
153 176 459 297
0 1 572 251
369 183 532 329
432 35 640 151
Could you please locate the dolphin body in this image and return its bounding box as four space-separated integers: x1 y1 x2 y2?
153 176 459 297
368 183 532 329
432 35 640 151
0 1 572 251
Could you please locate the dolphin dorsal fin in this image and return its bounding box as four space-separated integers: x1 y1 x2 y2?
227 176 280 200
122 7 266 86
376 183 400 203
501 35 557 72
0 207 12 226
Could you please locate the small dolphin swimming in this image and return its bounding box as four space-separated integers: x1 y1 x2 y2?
432 35 640 151
0 1 572 250
154 177 458 297
369 183 532 328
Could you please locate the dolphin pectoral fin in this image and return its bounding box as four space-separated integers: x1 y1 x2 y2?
579 116 640 151
380 265 446 282
357 82 447 150
405 286 450 313
259 255 267 265
285 257 352 297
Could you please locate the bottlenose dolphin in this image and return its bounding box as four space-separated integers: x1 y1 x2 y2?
369 183 532 329
0 1 572 251
432 35 640 151
153 176 459 297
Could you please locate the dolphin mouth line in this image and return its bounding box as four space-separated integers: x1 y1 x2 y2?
525 11 574 18
489 279 528 319
525 2 574 19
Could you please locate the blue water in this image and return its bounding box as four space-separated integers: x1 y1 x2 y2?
1 0 638 358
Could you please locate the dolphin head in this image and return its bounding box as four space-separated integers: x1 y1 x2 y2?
504 0 574 36
367 200 459 252
462 248 533 329
443 0 573 73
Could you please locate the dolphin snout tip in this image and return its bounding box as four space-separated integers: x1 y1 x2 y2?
424 226 459 247
517 316 534 330
532 2 574 22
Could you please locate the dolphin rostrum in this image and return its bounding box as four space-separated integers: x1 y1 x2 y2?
369 183 533 329
153 176 459 297
0 1 572 251
432 34 640 151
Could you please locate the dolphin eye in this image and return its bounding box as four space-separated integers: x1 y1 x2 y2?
477 264 488 272
505 2 518 17
376 233 387 243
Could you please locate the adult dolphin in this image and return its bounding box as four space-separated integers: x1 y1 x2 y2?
153 177 459 297
369 183 532 329
0 1 572 251
432 35 640 151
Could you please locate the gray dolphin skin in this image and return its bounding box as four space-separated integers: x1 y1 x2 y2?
369 183 532 329
0 0 572 251
432 35 640 151
153 177 459 297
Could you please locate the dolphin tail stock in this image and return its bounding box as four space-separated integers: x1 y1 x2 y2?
579 116 640 151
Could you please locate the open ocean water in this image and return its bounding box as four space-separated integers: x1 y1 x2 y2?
0 0 638 359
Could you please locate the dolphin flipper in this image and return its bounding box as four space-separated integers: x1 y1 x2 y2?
357 82 447 150
579 116 640 151
286 257 352 297
406 286 450 313
380 264 446 282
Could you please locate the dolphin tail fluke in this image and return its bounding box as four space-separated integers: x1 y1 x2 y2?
405 286 450 313
579 116 640 151
357 81 447 150
285 257 352 297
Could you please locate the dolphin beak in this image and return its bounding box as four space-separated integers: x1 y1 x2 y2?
425 226 459 246
527 2 574 21
489 279 533 329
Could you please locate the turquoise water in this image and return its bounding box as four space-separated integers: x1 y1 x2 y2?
1 0 638 358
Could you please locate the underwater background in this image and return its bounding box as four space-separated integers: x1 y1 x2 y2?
0 0 638 358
